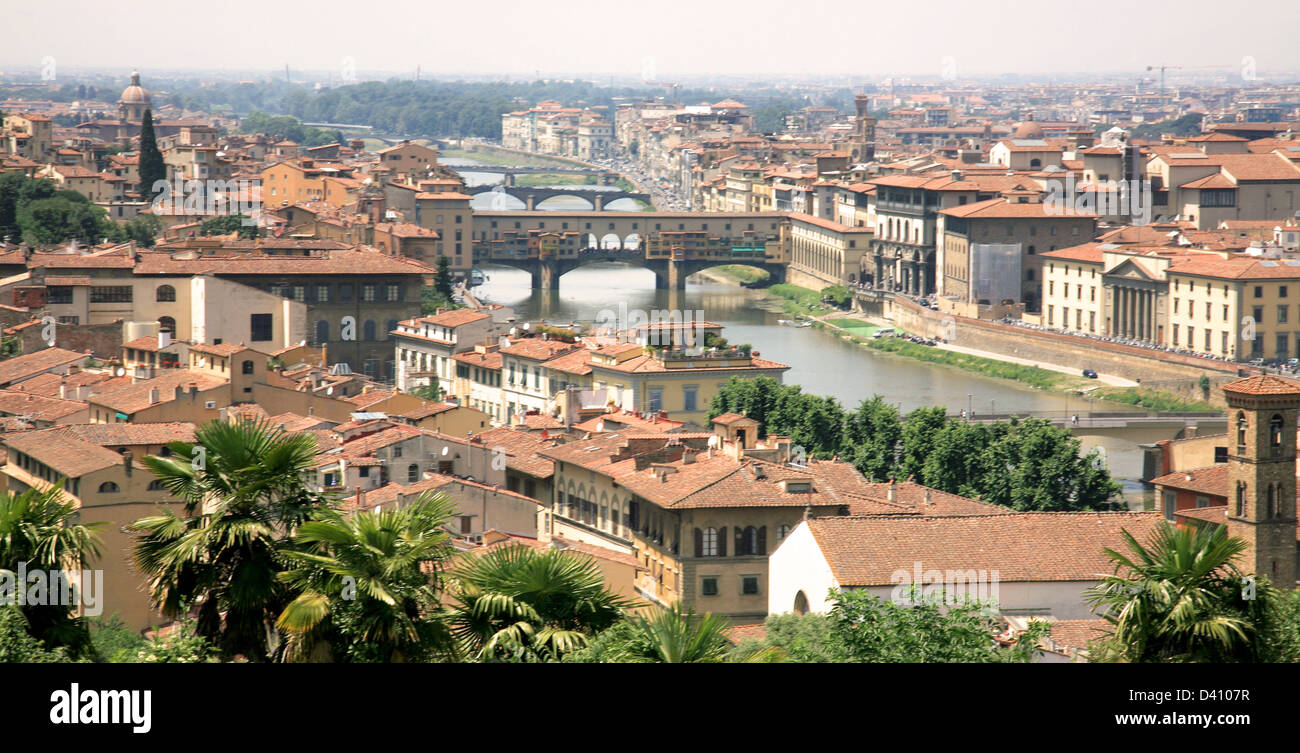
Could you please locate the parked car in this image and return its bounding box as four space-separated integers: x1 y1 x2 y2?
1082 369 1098 379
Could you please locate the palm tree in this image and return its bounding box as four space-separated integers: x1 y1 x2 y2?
446 543 633 662
1086 521 1282 662
129 419 325 661
0 485 103 655
277 492 460 662
573 605 786 663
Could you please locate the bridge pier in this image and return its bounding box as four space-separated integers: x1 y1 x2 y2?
531 260 561 290
525 194 536 211
594 195 604 211
504 174 515 187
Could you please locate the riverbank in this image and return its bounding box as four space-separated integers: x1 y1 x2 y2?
702 275 1218 413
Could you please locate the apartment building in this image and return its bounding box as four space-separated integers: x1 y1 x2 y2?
1 422 197 630
938 197 1096 309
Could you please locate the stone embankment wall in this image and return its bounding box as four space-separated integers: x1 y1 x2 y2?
890 297 1244 394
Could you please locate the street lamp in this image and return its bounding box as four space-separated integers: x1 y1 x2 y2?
967 394 973 422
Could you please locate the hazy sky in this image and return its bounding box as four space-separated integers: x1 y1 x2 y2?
5 0 1299 80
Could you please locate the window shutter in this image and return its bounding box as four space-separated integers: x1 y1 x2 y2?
735 527 745 556
694 528 703 558
757 526 767 556
718 527 727 557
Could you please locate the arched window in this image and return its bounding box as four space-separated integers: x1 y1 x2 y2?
315 320 329 343
777 524 791 541
1236 412 1248 450
241 359 254 375
742 525 758 555
148 480 166 491
158 316 176 335
98 482 120 493
386 319 398 341
1030 158 1042 168
1270 414 1284 456
793 590 809 616
156 284 176 302
407 463 420 482
700 527 718 557
363 320 377 341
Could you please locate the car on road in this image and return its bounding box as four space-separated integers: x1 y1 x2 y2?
1082 369 1098 379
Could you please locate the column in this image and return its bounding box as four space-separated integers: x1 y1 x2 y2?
1118 287 1127 337
1147 290 1156 343
1137 288 1145 342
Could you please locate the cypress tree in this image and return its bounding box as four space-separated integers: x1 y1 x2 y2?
138 109 166 202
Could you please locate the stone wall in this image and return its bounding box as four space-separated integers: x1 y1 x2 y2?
890 296 1244 387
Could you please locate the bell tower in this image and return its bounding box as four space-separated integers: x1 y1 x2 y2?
1223 375 1300 588
851 94 876 163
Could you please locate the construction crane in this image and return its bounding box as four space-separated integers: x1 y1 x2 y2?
1146 64 1182 102
1147 62 1252 101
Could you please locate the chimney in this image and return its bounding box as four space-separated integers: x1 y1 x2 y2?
149 387 160 404
174 385 184 401
122 450 133 476
58 383 67 399
924 488 933 506
887 479 897 502
188 383 198 398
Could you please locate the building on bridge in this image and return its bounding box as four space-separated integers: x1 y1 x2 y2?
471 211 788 289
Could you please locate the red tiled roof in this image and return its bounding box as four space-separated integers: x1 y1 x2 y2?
805 512 1164 586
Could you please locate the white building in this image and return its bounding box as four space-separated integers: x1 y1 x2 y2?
768 512 1163 620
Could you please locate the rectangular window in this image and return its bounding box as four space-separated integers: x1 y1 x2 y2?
362 284 376 302
701 577 718 597
339 284 354 302
742 576 760 595
648 387 663 412
292 285 306 302
1280 305 1289 324
89 286 132 303
316 284 329 302
386 284 400 302
683 386 698 412
47 287 74 304
250 313 273 341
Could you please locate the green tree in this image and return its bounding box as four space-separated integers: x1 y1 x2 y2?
138 109 167 202
435 255 454 300
827 588 1044 663
129 419 326 661
841 397 901 481
0 605 76 663
731 612 846 663
898 406 949 482
573 605 784 663
410 383 442 402
445 544 632 662
977 418 1119 511
0 485 104 656
708 376 785 438
277 493 459 663
1086 521 1292 662
16 196 109 246
199 214 258 239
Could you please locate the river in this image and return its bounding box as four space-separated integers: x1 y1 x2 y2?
446 155 1154 508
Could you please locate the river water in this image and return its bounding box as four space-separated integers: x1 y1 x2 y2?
447 155 1154 508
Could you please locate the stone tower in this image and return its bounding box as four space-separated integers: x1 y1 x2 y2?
851 94 876 163
1223 375 1300 587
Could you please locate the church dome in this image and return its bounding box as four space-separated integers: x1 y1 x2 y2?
1012 116 1044 140
119 71 151 106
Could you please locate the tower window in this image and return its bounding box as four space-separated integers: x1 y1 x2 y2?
1270 414 1284 457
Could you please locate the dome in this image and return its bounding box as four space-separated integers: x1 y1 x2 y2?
1012 117 1044 140
119 71 151 106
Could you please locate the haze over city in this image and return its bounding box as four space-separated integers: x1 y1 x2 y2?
4 0 1300 79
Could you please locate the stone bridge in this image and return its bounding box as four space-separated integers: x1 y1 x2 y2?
445 164 619 184
472 210 792 290
466 184 652 211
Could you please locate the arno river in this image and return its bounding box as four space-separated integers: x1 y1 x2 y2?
450 157 1155 508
